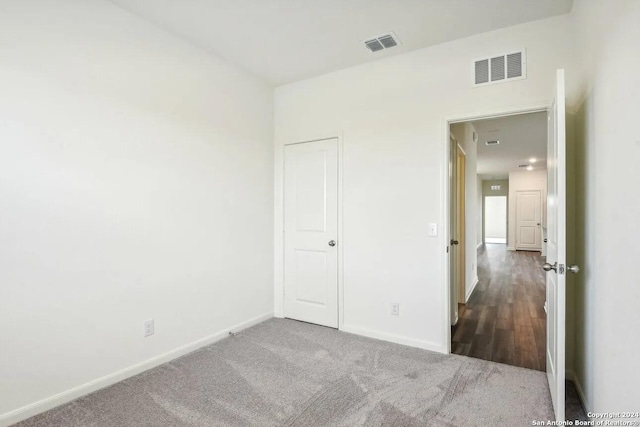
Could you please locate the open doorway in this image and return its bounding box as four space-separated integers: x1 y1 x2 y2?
449 111 548 371
484 196 507 244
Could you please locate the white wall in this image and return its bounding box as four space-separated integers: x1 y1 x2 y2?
570 0 640 414
0 0 274 423
507 170 547 250
274 15 576 352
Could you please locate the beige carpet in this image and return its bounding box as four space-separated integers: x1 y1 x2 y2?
16 318 554 426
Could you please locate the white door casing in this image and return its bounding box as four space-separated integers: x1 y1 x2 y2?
516 190 542 250
449 135 458 325
546 69 567 421
283 138 339 328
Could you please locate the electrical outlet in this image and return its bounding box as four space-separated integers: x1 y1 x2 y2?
144 319 154 337
391 303 399 316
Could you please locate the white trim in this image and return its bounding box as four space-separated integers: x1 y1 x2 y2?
565 370 592 417
337 134 345 330
477 242 483 249
341 324 447 354
0 312 273 427
448 104 548 124
465 277 479 303
442 102 549 355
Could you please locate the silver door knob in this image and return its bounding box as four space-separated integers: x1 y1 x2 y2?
567 264 580 274
543 262 557 272
328 240 336 247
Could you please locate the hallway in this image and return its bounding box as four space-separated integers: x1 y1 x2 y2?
451 243 546 371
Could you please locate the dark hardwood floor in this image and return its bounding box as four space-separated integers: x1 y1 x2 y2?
451 243 546 371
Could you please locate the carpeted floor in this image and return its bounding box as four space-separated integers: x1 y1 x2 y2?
16 318 554 426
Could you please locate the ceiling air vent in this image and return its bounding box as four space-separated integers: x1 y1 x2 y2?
485 140 500 146
364 32 400 53
365 39 384 52
473 50 526 87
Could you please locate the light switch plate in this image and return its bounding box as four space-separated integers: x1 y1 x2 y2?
428 223 438 237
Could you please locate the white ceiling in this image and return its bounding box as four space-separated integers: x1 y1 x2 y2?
108 0 573 85
473 111 548 180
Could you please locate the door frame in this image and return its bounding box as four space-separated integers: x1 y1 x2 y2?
456 144 466 306
274 133 344 330
442 104 548 353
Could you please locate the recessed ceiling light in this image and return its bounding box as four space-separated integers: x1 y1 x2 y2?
485 140 500 146
529 157 537 163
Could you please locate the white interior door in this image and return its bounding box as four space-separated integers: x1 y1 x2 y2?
546 69 567 421
284 138 338 328
516 190 542 250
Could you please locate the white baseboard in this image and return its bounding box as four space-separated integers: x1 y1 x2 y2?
566 369 592 416
0 312 273 427
340 324 447 354
465 277 479 303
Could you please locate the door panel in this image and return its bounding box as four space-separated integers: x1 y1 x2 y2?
284 138 338 328
519 227 536 245
546 69 567 421
294 151 327 231
294 250 328 305
516 190 542 250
